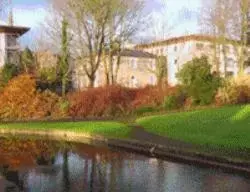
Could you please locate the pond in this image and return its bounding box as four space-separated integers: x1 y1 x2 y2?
0 137 250 192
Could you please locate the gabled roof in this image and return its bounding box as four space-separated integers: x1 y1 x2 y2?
135 34 239 49
115 49 156 58
0 25 30 36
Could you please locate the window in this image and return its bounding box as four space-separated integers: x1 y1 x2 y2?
131 59 137 69
6 34 18 47
174 46 177 52
156 49 160 55
160 48 164 55
6 50 19 64
196 43 204 50
149 76 155 85
225 45 230 53
174 59 178 65
131 76 138 88
165 48 168 54
148 60 155 70
226 58 235 68
226 71 234 77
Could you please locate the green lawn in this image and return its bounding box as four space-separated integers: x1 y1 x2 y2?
0 121 131 139
136 105 250 150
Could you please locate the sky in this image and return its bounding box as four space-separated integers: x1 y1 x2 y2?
3 0 203 47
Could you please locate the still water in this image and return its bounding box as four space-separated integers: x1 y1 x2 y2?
0 137 250 192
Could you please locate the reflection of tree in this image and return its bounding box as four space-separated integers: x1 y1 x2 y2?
156 159 166 192
109 158 117 191
62 150 70 192
0 138 60 169
89 156 96 192
0 166 24 191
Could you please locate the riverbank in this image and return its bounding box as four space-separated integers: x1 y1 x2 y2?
0 121 131 139
0 104 250 174
1 125 250 175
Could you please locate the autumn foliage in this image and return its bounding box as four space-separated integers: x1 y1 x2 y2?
215 75 250 105
68 85 134 118
0 74 66 120
68 85 175 118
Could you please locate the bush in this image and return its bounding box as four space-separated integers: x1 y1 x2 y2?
176 56 221 105
0 63 19 85
131 85 175 109
163 86 187 110
68 85 134 118
215 76 250 105
68 84 178 118
34 90 68 118
0 74 65 120
134 106 156 116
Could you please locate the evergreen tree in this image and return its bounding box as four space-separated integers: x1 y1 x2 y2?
59 17 70 97
20 47 34 73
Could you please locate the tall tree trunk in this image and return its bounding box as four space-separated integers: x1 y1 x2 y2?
222 44 227 76
88 74 95 88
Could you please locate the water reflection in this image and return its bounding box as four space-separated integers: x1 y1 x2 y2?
0 137 250 192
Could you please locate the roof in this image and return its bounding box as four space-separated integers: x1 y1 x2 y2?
0 25 30 36
116 49 156 58
135 34 239 49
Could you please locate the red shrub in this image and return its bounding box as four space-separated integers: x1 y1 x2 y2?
131 85 176 109
68 85 135 118
68 84 177 118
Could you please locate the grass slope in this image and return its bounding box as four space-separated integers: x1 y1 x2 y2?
0 121 131 139
137 105 250 149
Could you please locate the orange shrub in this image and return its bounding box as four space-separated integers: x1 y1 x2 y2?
0 74 65 120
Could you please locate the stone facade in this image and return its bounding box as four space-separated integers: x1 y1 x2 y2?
136 34 250 85
72 50 158 90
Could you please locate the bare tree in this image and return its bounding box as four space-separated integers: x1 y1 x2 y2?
104 0 145 85
230 0 250 75
200 0 250 76
68 0 113 87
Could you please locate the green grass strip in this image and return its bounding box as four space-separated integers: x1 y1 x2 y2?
0 121 131 139
137 104 250 150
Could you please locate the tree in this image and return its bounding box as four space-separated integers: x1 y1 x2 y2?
231 0 250 75
68 0 112 87
59 17 70 97
200 0 250 76
176 56 221 105
146 56 167 86
104 0 145 85
0 63 19 86
20 47 34 73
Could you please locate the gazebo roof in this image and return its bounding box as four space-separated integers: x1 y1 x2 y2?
0 25 30 36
